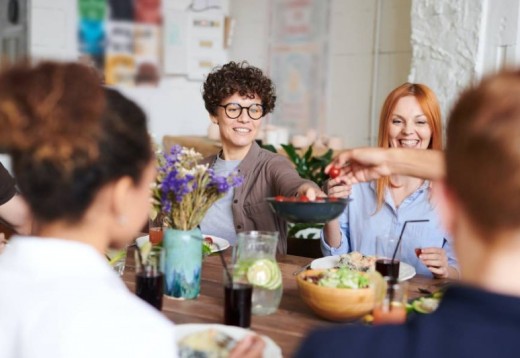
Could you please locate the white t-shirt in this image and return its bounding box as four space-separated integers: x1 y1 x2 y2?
0 236 177 358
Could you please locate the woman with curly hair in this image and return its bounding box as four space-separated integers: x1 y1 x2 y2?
200 61 321 253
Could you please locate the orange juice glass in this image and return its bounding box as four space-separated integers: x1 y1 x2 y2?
373 278 408 325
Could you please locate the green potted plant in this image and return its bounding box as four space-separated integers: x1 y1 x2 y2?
263 143 333 257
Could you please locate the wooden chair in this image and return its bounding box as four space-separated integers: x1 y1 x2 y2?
287 237 322 258
162 135 221 158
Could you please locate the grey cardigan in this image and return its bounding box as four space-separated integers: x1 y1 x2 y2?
201 142 318 254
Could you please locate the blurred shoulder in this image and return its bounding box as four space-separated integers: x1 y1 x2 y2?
295 324 408 358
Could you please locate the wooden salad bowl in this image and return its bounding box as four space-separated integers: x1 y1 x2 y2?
296 269 377 321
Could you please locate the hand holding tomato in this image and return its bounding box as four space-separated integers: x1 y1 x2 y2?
328 166 341 179
326 175 352 198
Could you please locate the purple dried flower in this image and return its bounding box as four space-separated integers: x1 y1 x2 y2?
151 145 244 230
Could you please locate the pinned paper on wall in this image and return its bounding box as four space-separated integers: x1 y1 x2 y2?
78 0 163 86
163 9 227 80
105 21 135 86
187 12 226 80
187 0 224 12
78 0 107 70
163 10 189 74
268 0 330 135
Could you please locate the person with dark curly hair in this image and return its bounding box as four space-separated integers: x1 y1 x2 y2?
199 61 321 254
0 61 264 358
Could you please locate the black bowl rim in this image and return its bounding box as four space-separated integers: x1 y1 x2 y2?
265 197 350 204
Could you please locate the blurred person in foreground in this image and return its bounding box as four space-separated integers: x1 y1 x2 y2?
0 62 263 357
321 83 458 279
296 70 520 357
0 162 31 236
199 61 321 253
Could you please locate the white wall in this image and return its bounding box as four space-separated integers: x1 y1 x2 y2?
326 0 412 147
230 0 412 148
410 0 520 123
477 0 520 76
29 0 214 142
30 0 78 60
28 0 412 149
409 0 485 121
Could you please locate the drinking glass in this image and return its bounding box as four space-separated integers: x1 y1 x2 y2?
236 231 283 316
135 246 165 310
375 234 401 279
106 248 127 276
223 264 253 328
148 216 164 245
373 278 408 325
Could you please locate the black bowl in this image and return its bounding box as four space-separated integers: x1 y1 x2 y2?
266 197 350 224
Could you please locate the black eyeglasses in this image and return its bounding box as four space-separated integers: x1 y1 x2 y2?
218 103 265 120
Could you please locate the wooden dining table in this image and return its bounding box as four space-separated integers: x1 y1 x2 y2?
122 249 447 357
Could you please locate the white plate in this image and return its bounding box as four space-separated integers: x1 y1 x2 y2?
203 235 230 253
310 255 416 281
176 323 282 358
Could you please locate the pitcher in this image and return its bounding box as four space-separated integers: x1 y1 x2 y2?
236 231 283 315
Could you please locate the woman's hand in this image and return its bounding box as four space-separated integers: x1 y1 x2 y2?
229 334 265 358
326 147 392 183
297 184 326 201
326 147 445 182
326 175 353 198
418 247 451 279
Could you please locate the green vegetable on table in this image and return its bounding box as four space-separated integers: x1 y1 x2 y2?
317 267 370 289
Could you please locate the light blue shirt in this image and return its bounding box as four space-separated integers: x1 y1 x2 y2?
320 181 458 277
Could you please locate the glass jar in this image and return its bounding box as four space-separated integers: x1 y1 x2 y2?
236 231 283 315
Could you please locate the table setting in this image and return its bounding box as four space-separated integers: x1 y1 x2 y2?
114 145 446 357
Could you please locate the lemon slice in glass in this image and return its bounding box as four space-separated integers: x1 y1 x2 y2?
247 259 281 290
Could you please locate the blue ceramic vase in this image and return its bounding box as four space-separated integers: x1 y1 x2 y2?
163 227 202 299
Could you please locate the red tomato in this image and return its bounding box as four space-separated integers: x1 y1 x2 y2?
299 195 310 202
204 236 213 244
274 195 285 202
329 166 341 179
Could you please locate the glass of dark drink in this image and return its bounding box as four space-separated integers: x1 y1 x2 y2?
135 246 164 310
223 264 253 328
375 258 400 278
375 234 401 280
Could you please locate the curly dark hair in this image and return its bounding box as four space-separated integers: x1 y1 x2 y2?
202 61 276 116
0 61 152 223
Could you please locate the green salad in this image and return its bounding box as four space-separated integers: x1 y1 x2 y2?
307 267 370 289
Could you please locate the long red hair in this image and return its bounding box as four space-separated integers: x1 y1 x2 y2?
375 83 443 211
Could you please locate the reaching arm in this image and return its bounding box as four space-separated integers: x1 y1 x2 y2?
326 148 445 183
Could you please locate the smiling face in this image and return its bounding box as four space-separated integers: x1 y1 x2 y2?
211 92 263 160
387 96 432 150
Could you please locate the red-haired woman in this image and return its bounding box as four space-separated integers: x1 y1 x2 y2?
322 83 459 279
